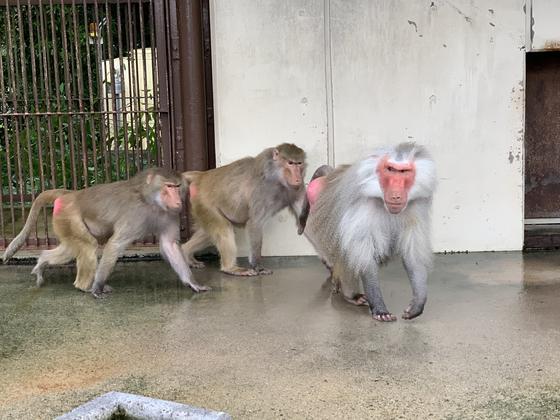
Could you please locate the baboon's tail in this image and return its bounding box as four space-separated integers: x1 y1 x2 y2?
181 171 204 185
2 189 71 262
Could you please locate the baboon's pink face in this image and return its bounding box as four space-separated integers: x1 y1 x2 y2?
377 157 416 214
273 148 305 189
162 183 183 211
283 159 304 188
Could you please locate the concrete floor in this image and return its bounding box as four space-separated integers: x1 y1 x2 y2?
1 252 560 419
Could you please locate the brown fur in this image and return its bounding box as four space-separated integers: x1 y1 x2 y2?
3 168 209 297
182 143 306 275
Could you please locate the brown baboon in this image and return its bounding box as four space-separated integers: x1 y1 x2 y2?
3 168 210 298
182 143 306 276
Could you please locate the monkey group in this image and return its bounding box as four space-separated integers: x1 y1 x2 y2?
3 142 436 322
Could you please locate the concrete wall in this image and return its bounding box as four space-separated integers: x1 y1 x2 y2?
530 0 560 50
210 0 326 256
210 0 527 255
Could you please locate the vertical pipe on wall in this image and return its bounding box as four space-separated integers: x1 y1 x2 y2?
523 0 531 228
525 0 533 52
201 0 215 169
173 0 209 240
176 0 208 172
324 0 335 166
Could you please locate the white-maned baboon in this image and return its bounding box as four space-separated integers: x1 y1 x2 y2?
299 142 436 322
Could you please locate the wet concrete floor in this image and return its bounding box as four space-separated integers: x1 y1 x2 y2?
1 252 560 419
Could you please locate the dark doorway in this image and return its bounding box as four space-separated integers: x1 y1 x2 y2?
524 51 560 249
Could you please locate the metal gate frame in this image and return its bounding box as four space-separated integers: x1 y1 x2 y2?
0 0 214 249
165 0 214 240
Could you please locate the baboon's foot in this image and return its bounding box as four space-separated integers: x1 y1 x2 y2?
31 267 45 287
402 303 424 320
221 266 259 277
91 284 113 299
372 311 397 322
344 293 369 306
74 281 94 292
34 275 45 288
253 266 272 275
188 258 206 269
187 282 211 292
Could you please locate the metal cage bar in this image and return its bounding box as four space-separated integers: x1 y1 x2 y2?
0 0 174 249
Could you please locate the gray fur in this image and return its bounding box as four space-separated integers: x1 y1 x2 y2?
304 142 437 321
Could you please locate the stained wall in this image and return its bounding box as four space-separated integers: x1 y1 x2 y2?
210 0 531 254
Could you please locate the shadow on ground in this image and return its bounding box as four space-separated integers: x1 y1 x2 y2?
1 252 560 419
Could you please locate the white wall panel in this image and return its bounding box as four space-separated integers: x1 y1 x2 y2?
530 0 560 50
329 0 525 251
210 0 326 256
210 0 526 254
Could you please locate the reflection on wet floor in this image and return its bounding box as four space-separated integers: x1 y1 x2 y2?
1 252 560 419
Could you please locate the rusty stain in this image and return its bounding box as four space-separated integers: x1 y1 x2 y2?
0 353 125 406
543 40 560 51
